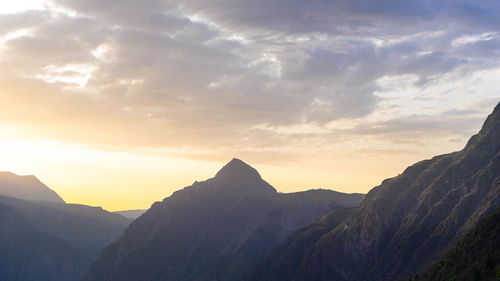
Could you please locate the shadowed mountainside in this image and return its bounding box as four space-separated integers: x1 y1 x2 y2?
0 176 132 281
418 205 500 281
0 195 131 261
245 207 358 281
0 201 86 281
300 102 500 280
82 158 364 281
246 100 500 281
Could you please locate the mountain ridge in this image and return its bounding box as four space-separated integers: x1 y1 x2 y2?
0 171 65 203
82 159 364 281
297 101 500 281
246 100 500 281
114 209 147 219
0 176 132 281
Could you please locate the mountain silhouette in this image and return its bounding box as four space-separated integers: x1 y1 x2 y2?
82 159 364 281
246 101 500 281
213 158 269 186
0 172 65 203
0 177 132 281
0 201 86 281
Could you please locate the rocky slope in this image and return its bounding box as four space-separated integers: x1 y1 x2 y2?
246 100 500 281
82 158 364 281
418 205 500 281
301 102 500 281
245 207 358 281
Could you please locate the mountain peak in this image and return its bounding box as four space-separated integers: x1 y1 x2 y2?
0 172 65 203
214 158 262 182
464 100 500 150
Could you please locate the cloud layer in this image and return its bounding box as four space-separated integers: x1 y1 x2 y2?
1 0 500 163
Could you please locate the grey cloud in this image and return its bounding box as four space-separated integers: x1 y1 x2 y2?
159 0 500 37
447 1 500 30
1 0 500 163
353 113 484 137
46 0 500 122
52 0 188 33
6 35 93 65
0 11 49 34
455 35 500 61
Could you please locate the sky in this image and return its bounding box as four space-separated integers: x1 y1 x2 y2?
0 0 500 211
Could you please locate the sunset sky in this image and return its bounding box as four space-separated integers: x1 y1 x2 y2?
1 0 500 211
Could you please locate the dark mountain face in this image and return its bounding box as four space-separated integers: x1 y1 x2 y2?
246 207 358 281
418 205 500 281
0 195 131 259
264 101 500 281
82 158 365 281
0 172 65 203
0 194 131 281
0 202 86 281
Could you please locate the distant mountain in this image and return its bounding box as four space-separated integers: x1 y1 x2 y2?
0 201 86 281
114 209 147 219
0 172 65 203
0 181 132 281
418 205 500 281
0 195 131 260
251 101 500 281
82 158 365 281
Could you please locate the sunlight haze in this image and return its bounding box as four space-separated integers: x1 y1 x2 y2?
1 0 499 210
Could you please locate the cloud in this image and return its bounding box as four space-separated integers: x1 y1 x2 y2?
0 11 49 34
1 0 500 163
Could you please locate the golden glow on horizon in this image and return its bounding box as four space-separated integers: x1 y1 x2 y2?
0 137 218 211
1 0 499 212
0 133 464 211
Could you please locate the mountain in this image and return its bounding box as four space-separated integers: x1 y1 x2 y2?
246 207 358 281
114 209 147 219
0 172 65 203
0 182 132 281
418 205 500 281
0 195 132 261
82 158 365 281
250 101 500 281
0 200 87 281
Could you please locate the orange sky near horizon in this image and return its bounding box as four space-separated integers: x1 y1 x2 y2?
0 134 471 211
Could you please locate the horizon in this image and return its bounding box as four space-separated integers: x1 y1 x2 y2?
2 156 371 211
1 0 500 210
0 119 489 211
